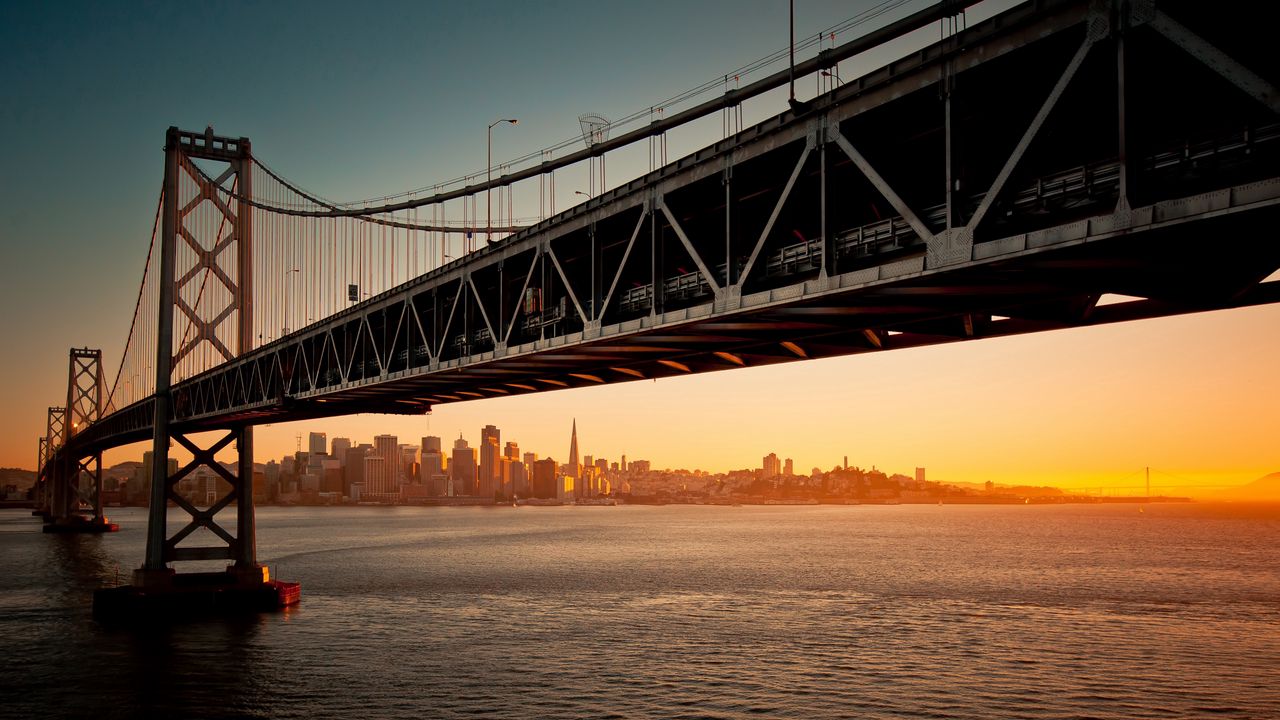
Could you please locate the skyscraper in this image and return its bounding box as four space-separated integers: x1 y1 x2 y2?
344 444 370 495
451 434 477 497
762 453 782 479
363 455 389 498
331 437 351 464
420 436 445 494
532 458 558 499
309 432 328 456
568 419 581 497
374 434 398 485
504 441 526 498
479 425 501 499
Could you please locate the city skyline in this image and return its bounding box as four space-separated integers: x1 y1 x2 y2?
2 0 1277 492
63 414 1278 502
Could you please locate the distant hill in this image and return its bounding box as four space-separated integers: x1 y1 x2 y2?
946 480 1065 497
0 467 37 491
1214 472 1280 501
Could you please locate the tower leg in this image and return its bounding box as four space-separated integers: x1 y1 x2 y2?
91 452 104 522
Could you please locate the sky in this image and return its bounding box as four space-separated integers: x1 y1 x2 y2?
1 0 1276 494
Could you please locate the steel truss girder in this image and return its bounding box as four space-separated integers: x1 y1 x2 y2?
122 176 1275 438
65 0 1280 454
1147 10 1280 115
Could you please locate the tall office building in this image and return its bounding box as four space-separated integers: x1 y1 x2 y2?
915 467 926 484
309 432 327 456
363 455 390 497
503 442 525 498
399 444 420 486
479 424 501 499
420 436 445 494
532 458 558 499
331 437 351 464
374 434 398 485
344 444 371 495
784 458 794 476
451 434 477 496
762 453 782 479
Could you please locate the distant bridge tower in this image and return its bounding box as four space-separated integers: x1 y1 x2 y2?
33 436 49 513
138 126 261 586
48 348 112 528
40 406 66 518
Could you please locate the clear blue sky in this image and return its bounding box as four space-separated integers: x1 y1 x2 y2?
2 0 1276 491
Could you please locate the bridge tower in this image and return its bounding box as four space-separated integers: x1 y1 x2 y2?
39 406 65 521
128 126 282 602
32 436 49 515
43 348 118 532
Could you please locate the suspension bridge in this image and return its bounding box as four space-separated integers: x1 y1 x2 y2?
28 0 1279 615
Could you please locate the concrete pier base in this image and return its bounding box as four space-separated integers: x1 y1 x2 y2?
42 515 119 533
93 565 300 621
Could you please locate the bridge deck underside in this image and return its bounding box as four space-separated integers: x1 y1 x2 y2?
74 0 1280 453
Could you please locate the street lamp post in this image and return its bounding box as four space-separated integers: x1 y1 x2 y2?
574 190 592 200
487 118 518 245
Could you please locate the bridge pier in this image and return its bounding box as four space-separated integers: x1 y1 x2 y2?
94 128 296 620
99 424 298 619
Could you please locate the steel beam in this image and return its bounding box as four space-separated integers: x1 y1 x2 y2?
1148 10 1280 115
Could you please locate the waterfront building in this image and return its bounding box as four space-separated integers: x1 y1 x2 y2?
309 432 327 457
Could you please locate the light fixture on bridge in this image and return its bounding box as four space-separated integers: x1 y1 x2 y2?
658 359 692 373
487 117 519 246
569 373 605 383
536 378 569 387
610 367 645 379
506 383 537 391
780 341 807 358
713 351 745 366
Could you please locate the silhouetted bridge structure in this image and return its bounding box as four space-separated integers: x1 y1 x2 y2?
32 0 1279 610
